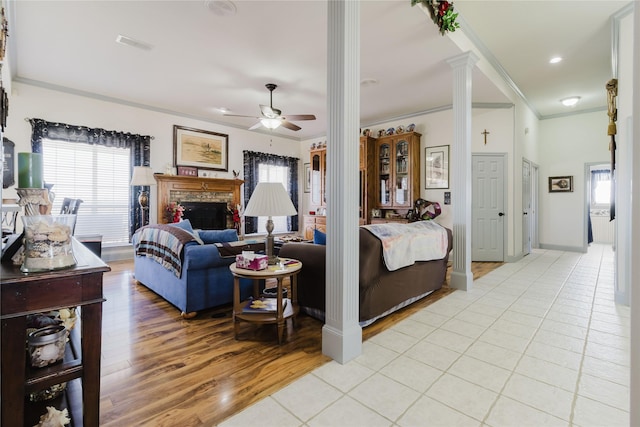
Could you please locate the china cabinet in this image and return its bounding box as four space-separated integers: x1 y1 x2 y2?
373 132 421 215
302 215 326 240
309 147 326 208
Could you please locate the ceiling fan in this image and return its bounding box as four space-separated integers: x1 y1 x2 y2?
224 83 316 131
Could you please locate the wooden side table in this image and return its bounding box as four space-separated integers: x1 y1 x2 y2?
1 239 110 427
230 259 301 344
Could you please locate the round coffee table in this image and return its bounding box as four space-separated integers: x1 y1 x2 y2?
230 258 302 344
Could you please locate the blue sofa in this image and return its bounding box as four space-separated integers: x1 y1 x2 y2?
133 220 261 318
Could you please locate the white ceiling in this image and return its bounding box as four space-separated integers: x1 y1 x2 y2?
8 0 631 141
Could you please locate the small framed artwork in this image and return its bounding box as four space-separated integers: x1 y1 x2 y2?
177 166 198 177
549 176 573 192
304 163 311 193
173 125 229 172
425 145 449 189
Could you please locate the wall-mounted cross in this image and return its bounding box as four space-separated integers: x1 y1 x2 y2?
481 129 490 145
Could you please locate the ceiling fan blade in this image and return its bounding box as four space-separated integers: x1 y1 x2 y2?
282 114 316 121
248 121 263 130
260 104 281 119
280 120 301 131
224 113 261 119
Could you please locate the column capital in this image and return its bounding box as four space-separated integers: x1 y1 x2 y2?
446 51 479 70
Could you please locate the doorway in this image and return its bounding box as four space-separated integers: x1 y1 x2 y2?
522 158 540 254
472 153 506 262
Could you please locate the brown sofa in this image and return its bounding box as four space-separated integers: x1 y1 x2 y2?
278 225 453 326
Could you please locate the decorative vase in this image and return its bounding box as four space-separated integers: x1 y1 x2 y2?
21 214 77 272
16 188 53 216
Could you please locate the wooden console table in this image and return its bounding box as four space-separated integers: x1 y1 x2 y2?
1 239 110 427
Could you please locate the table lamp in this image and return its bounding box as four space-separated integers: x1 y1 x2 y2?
243 182 297 264
130 166 156 226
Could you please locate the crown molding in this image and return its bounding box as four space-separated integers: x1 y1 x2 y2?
13 77 303 142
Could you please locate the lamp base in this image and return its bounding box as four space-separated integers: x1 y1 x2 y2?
265 233 279 265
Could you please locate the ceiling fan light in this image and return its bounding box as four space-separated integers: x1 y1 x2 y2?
261 118 281 129
561 96 581 107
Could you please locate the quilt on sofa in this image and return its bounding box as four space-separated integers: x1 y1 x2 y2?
134 224 197 277
361 220 449 271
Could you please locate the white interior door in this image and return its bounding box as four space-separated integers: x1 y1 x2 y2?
531 163 539 248
522 159 531 255
472 154 505 262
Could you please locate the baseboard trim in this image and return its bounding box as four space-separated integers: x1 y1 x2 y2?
103 245 134 262
538 243 586 253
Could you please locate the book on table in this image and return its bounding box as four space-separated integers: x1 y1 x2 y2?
242 297 292 315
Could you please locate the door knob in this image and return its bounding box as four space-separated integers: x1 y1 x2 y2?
498 212 505 217
523 212 528 215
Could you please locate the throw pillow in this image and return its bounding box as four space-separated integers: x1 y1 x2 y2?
313 229 326 245
168 219 204 245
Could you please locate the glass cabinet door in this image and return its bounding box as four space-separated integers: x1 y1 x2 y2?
311 152 322 206
394 139 411 207
378 142 391 206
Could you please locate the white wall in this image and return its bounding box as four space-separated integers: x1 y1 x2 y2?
5 82 304 227
301 105 531 258
538 111 610 251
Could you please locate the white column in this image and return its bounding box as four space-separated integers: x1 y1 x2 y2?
323 0 362 363
446 52 478 291
629 4 639 426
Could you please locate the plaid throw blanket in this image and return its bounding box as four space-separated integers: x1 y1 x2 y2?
134 224 197 278
362 221 449 271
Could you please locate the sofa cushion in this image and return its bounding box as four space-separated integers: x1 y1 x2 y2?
313 229 326 245
197 228 239 244
168 219 204 245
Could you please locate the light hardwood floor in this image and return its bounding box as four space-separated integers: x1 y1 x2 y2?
99 260 502 426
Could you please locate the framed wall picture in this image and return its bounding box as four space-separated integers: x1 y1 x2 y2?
425 145 449 189
304 163 311 193
173 125 229 172
549 176 573 192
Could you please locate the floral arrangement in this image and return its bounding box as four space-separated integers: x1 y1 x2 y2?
227 203 241 233
411 0 460 35
166 201 185 223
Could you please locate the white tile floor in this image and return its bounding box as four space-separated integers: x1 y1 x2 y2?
220 245 631 427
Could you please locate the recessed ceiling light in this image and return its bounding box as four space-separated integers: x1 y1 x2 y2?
561 96 581 107
205 0 237 16
115 35 153 51
361 78 378 87
216 107 231 114
549 56 563 64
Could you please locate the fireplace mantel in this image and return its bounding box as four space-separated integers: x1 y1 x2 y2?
154 174 244 225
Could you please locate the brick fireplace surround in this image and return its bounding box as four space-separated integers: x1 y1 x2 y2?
154 174 243 229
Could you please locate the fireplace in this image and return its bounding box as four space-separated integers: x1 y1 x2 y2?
181 202 226 230
154 175 243 230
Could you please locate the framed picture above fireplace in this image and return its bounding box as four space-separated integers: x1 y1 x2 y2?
173 125 229 172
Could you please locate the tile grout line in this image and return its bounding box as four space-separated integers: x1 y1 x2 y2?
480 250 584 425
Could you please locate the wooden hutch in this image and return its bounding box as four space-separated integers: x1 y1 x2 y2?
304 132 420 239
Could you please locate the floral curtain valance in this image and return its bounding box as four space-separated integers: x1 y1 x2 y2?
29 118 153 238
29 118 152 151
243 150 299 234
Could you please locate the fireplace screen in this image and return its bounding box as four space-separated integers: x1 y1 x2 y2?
180 202 226 230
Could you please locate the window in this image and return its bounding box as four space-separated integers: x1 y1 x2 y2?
42 139 131 245
256 163 290 234
243 150 299 235
591 168 611 208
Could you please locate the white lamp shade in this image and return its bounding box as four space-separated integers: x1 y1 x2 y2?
130 166 157 186
244 182 297 217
